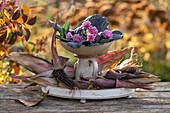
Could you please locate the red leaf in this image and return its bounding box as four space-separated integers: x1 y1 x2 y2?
22 14 28 23
0 29 7 43
51 24 59 69
26 16 37 25
24 27 30 41
51 23 69 69
14 64 20 75
12 9 20 20
96 47 133 65
9 52 53 74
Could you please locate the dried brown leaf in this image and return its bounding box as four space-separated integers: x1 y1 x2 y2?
15 90 49 107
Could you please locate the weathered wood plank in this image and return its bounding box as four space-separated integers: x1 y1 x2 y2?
0 99 170 113
136 82 170 92
0 82 170 113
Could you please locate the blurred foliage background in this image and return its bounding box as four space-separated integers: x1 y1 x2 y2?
1 0 170 83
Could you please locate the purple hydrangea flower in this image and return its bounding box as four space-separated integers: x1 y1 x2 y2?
87 34 95 42
103 30 113 39
82 21 91 29
66 32 72 39
73 34 83 43
88 26 98 36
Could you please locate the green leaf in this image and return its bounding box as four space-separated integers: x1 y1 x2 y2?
60 38 71 42
6 30 12 40
55 35 61 39
62 21 70 35
48 20 63 37
99 39 109 43
76 14 109 32
0 10 4 18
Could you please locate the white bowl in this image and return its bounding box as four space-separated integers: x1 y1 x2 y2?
41 86 135 100
59 41 112 56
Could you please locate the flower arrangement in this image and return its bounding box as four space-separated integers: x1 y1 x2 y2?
49 14 123 48
8 22 160 106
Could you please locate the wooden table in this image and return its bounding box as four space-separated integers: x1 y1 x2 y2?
0 82 170 112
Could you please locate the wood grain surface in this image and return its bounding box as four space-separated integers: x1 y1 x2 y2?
0 82 170 113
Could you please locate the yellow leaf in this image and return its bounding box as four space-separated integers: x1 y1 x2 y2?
0 19 4 27
22 4 29 16
165 37 170 49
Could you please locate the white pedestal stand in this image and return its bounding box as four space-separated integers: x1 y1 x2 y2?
75 57 98 80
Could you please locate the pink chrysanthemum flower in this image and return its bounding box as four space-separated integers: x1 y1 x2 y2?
82 21 91 29
73 34 83 43
88 26 98 36
66 32 72 39
87 34 95 42
103 30 113 39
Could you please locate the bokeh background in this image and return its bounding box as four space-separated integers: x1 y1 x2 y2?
1 0 170 83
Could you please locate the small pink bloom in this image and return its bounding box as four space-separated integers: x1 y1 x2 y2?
88 26 98 36
87 34 95 42
16 0 20 4
82 21 91 29
73 34 83 43
66 32 72 39
103 30 113 39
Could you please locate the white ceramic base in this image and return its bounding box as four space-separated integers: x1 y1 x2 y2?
41 86 135 102
75 58 98 80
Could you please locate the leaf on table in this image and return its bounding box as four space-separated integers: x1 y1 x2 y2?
96 47 133 71
89 78 116 89
100 59 122 71
9 52 53 74
64 65 75 78
126 72 161 84
9 70 53 80
15 90 49 107
29 77 58 87
127 77 160 84
116 79 152 90
51 23 69 69
24 82 37 89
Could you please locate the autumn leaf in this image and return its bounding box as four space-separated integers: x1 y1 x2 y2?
12 9 20 20
96 47 133 71
15 90 49 107
0 28 7 43
21 4 29 16
26 16 37 25
24 27 30 41
14 64 20 75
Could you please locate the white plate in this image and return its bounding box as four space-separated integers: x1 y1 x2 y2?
41 86 135 100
